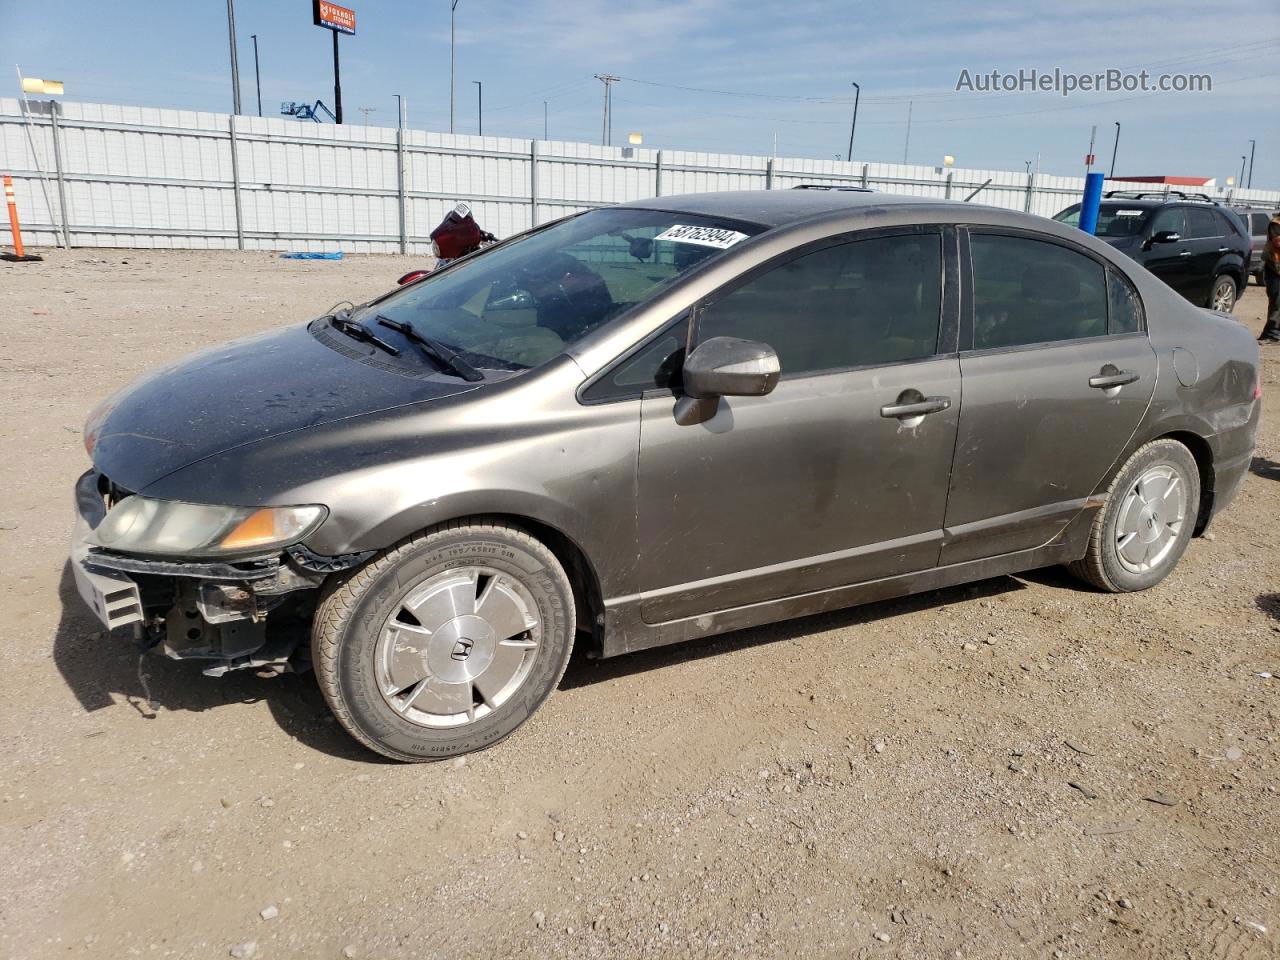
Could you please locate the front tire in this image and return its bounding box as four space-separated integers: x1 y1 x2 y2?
312 521 575 762
1207 274 1237 312
1068 439 1200 593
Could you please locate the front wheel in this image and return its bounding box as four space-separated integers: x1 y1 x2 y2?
1208 274 1237 312
1067 439 1200 592
312 521 575 761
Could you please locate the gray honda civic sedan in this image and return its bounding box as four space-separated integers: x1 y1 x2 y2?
71 189 1261 761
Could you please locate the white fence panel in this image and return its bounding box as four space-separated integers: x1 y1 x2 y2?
2 98 1277 253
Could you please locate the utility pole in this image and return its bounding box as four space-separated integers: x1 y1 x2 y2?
1247 139 1256 188
845 80 860 162
250 34 262 117
357 106 377 123
226 0 241 115
1109 122 1120 178
474 80 483 136
394 93 406 129
594 74 619 146
903 99 912 164
450 0 461 134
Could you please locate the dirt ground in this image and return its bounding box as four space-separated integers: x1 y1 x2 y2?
1 248 1276 960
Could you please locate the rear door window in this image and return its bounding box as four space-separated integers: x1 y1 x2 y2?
1184 207 1219 239
969 234 1108 349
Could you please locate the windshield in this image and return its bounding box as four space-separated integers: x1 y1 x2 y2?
1053 203 1152 238
365 208 762 372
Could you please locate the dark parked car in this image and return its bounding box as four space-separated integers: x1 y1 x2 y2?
71 190 1261 761
1053 191 1251 313
1231 204 1280 285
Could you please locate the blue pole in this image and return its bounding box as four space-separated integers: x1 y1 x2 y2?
1078 171 1105 235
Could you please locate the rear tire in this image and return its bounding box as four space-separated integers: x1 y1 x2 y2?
1207 274 1237 312
1067 439 1200 593
312 521 575 762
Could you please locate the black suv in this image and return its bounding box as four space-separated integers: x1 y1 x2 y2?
1054 191 1251 313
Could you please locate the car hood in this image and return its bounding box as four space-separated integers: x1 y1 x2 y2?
85 323 480 492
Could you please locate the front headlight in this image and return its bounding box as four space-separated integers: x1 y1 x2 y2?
88 497 327 558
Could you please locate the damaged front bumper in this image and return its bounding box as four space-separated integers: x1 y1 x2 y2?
69 470 368 675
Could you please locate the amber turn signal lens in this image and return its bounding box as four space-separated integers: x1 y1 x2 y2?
220 508 280 550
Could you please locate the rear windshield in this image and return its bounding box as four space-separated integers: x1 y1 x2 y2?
1053 204 1151 238
365 208 763 371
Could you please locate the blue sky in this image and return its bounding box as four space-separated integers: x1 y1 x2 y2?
3 0 1277 186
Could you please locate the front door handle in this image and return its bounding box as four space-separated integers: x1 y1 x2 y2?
1217 246 1229 253
880 396 951 419
1179 250 1192 257
1088 369 1139 389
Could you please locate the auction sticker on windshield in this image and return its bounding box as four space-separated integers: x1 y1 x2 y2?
654 224 749 249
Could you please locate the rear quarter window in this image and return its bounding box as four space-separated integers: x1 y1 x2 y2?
1107 268 1145 335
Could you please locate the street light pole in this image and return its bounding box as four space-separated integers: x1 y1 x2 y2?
1109 122 1120 178
394 94 406 128
1239 155 1247 191
450 0 461 134
543 100 548 141
1247 139 1256 188
473 80 482 136
226 0 241 115
331 28 343 123
845 81 860 162
250 34 262 117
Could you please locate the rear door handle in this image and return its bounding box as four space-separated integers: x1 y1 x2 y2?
880 397 951 419
1088 370 1139 389
1217 246 1229 253
1179 250 1192 257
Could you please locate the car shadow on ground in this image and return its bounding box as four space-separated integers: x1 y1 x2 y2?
1257 594 1280 622
54 561 1062 759
52 561 379 762
1250 456 1280 481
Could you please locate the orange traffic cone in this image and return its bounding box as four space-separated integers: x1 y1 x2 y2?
3 175 43 262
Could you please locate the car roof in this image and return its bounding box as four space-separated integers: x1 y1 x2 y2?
616 189 948 229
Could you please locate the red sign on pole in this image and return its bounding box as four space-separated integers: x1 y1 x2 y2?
1084 154 1096 166
313 0 356 34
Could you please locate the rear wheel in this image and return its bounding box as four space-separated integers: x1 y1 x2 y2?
1068 439 1200 592
1208 274 1237 312
312 521 575 761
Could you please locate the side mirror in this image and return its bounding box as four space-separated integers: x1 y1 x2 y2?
1148 230 1181 246
674 336 780 426
397 269 431 286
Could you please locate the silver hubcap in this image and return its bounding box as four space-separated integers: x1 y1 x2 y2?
375 566 541 728
1115 464 1188 573
1212 282 1234 311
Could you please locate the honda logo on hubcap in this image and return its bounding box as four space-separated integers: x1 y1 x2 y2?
450 639 473 661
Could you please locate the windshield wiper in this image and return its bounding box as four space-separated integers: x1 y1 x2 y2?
375 316 484 382
329 312 401 356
